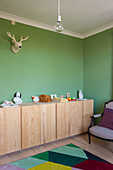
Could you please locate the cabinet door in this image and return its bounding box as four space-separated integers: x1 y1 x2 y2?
0 107 21 155
68 101 83 136
22 105 41 149
40 104 56 144
82 100 94 133
56 103 70 139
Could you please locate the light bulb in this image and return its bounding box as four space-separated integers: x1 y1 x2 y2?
54 21 64 32
54 14 64 32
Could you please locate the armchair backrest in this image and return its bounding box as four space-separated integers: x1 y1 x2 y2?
105 100 113 110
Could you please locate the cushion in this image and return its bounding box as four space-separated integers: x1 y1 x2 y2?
89 126 113 139
98 108 113 130
106 102 113 110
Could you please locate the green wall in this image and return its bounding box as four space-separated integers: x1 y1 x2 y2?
0 18 83 103
1 17 113 114
83 29 113 116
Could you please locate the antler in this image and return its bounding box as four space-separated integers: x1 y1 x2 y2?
20 36 29 42
7 32 16 43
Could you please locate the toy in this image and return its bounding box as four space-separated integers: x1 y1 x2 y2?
39 94 52 102
78 90 83 99
13 92 23 104
67 97 76 101
66 93 71 98
60 95 65 98
0 100 17 108
53 97 68 102
32 96 39 102
51 94 57 100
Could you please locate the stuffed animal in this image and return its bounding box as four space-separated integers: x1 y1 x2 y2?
39 94 52 102
32 96 39 102
13 92 23 104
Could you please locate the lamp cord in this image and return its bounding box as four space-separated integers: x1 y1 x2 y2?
58 0 60 15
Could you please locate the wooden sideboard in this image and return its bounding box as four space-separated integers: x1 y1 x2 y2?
0 99 93 155
57 101 83 139
22 104 56 149
0 107 21 155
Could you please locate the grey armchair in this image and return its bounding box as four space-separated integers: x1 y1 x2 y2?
88 100 113 144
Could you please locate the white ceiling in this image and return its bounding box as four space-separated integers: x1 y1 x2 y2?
0 0 113 38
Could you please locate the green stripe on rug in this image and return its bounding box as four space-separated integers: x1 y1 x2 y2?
49 151 87 166
50 146 88 159
10 157 47 169
66 143 80 148
31 151 49 161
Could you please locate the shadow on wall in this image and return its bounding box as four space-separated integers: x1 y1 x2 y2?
94 101 104 125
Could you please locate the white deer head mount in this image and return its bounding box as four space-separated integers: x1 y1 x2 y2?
7 32 29 53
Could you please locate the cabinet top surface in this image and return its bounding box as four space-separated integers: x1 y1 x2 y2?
19 99 93 106
0 99 93 109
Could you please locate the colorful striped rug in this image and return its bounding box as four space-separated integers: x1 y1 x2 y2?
0 143 113 170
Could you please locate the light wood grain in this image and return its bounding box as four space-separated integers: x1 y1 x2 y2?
0 100 94 156
68 101 83 136
56 103 69 139
57 101 83 139
82 100 94 132
1 101 112 166
22 105 41 149
0 107 21 155
40 104 56 144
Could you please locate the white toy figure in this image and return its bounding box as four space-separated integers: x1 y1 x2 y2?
13 92 23 104
32 96 39 102
78 90 83 99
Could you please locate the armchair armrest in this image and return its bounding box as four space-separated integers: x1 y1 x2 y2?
88 114 102 132
90 114 102 119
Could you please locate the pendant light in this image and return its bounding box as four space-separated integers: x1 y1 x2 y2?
54 0 64 32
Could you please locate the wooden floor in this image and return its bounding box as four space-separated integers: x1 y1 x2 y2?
0 133 113 166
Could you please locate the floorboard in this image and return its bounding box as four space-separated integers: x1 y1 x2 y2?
0 133 113 166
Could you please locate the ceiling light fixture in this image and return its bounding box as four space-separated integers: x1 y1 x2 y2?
54 0 64 32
